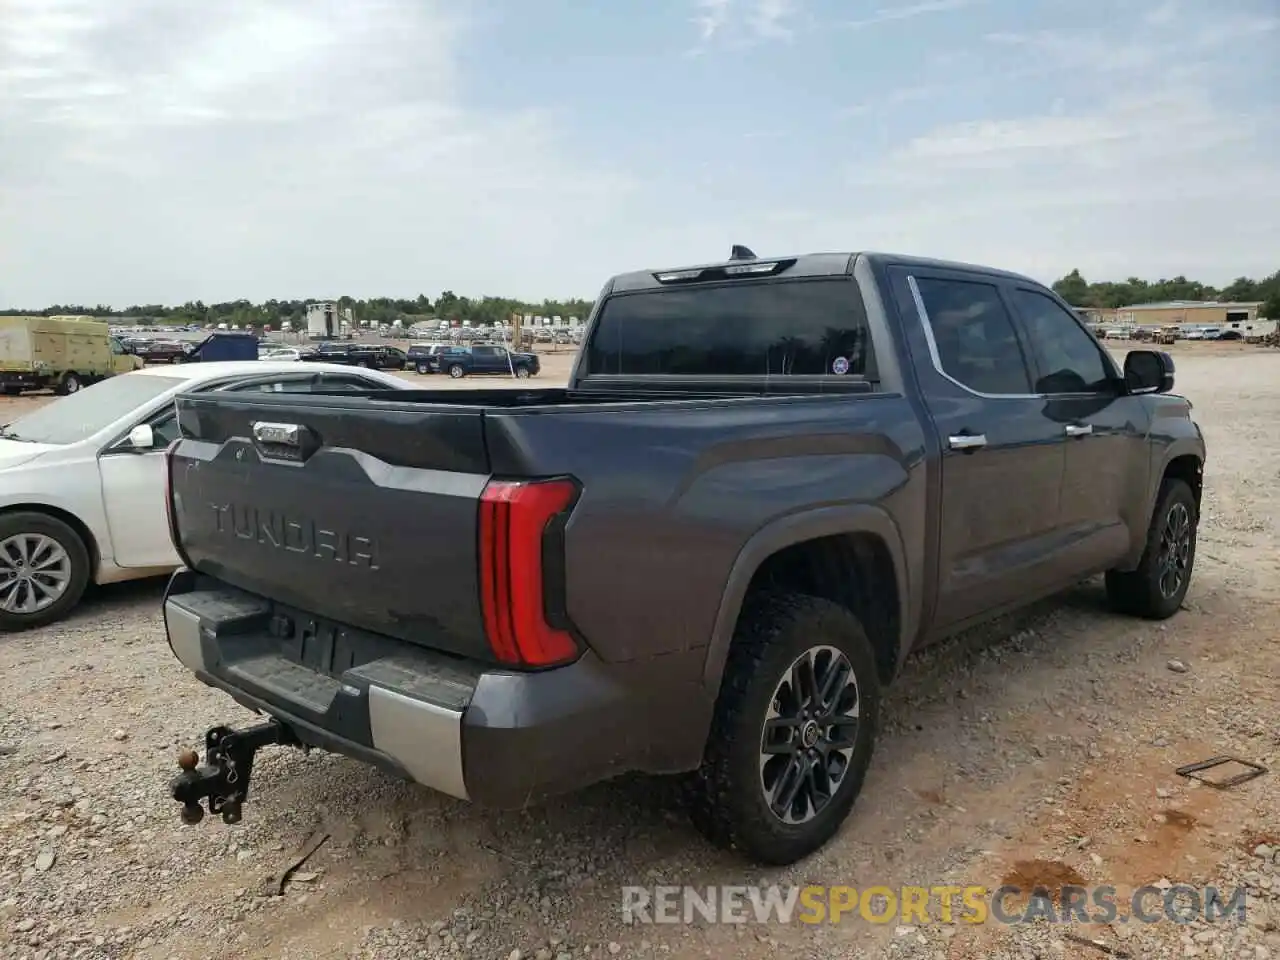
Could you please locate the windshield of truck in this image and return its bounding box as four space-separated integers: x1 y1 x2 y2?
0 374 183 445
584 279 874 377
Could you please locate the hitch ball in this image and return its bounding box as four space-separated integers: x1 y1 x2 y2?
178 749 199 771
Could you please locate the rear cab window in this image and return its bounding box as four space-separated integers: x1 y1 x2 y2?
584 278 876 380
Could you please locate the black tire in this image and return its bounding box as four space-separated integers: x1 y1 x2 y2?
688 592 881 865
3 386 22 396
356 360 369 368
57 372 83 396
416 363 430 375
0 512 92 632
1105 478 1197 619
515 366 531 379
448 364 465 379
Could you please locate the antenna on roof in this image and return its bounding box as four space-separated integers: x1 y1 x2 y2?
729 244 757 261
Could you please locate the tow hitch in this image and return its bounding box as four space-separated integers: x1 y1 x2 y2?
170 719 297 825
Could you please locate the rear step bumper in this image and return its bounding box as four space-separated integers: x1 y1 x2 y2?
162 575 640 808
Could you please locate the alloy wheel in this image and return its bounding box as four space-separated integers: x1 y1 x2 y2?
1157 501 1193 599
759 644 860 824
0 534 73 615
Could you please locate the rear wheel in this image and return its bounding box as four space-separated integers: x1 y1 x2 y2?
416 363 430 374
3 386 21 397
1105 478 1197 619
448 364 465 379
0 513 91 631
57 372 82 396
515 366 531 379
688 592 880 865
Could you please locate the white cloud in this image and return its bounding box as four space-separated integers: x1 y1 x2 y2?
693 0 732 40
826 80 1279 282
687 0 800 51
842 0 984 30
0 0 635 305
748 0 799 40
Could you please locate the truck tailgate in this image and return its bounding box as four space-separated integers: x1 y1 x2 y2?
168 392 495 661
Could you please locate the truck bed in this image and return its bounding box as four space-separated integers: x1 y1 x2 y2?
167 378 896 669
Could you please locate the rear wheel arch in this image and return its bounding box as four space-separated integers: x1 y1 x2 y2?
703 507 911 692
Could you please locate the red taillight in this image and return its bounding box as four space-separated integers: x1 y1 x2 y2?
478 477 579 668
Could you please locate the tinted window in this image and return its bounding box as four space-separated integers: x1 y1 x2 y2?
150 411 182 446
914 277 1032 395
1012 289 1114 394
585 279 873 377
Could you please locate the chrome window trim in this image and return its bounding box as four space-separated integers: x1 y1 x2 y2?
906 273 1046 401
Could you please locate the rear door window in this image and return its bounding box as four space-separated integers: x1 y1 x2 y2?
911 276 1034 395
585 279 875 377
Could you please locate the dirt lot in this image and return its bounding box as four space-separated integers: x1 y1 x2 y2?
1 344 1278 960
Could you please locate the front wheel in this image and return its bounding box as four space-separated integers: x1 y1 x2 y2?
0 512 92 631
515 366 531 380
1105 478 1198 619
448 364 465 379
688 592 881 865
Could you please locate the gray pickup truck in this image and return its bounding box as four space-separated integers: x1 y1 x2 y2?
162 248 1205 865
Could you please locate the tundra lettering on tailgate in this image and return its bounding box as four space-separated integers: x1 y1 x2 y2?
208 502 379 569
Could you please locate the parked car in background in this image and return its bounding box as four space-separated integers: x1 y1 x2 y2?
0 361 409 631
406 343 450 373
429 343 541 378
260 347 301 361
136 340 192 364
299 343 404 369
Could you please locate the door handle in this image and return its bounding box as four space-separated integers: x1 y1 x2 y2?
947 433 988 451
1064 424 1092 437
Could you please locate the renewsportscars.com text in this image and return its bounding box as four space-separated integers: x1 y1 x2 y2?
621 884 1248 926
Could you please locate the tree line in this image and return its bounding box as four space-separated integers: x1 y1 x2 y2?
4 267 1277 326
1051 269 1280 318
0 293 596 330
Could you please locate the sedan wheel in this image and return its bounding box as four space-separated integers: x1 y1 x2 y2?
0 513 91 631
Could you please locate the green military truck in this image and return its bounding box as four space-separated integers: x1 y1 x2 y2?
0 315 144 396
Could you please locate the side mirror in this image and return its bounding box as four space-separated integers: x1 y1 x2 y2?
126 424 156 450
1124 349 1174 394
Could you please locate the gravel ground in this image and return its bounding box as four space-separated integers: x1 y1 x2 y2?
1 344 1277 960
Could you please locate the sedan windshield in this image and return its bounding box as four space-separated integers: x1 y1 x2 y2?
0 374 183 445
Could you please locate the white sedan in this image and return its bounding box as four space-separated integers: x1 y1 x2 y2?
0 360 409 631
259 347 301 361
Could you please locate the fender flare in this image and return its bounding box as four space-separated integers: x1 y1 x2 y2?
1120 440 1205 570
1152 440 1205 502
700 504 912 689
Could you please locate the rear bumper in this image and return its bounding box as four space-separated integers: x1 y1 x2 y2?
162 574 647 807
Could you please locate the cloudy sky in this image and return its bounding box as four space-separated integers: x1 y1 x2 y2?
1 0 1276 308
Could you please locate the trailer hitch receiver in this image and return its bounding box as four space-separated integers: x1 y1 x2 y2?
170 719 297 825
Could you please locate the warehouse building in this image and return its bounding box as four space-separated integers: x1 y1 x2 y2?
1114 300 1263 328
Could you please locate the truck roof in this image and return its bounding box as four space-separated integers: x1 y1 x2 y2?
606 251 1040 294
